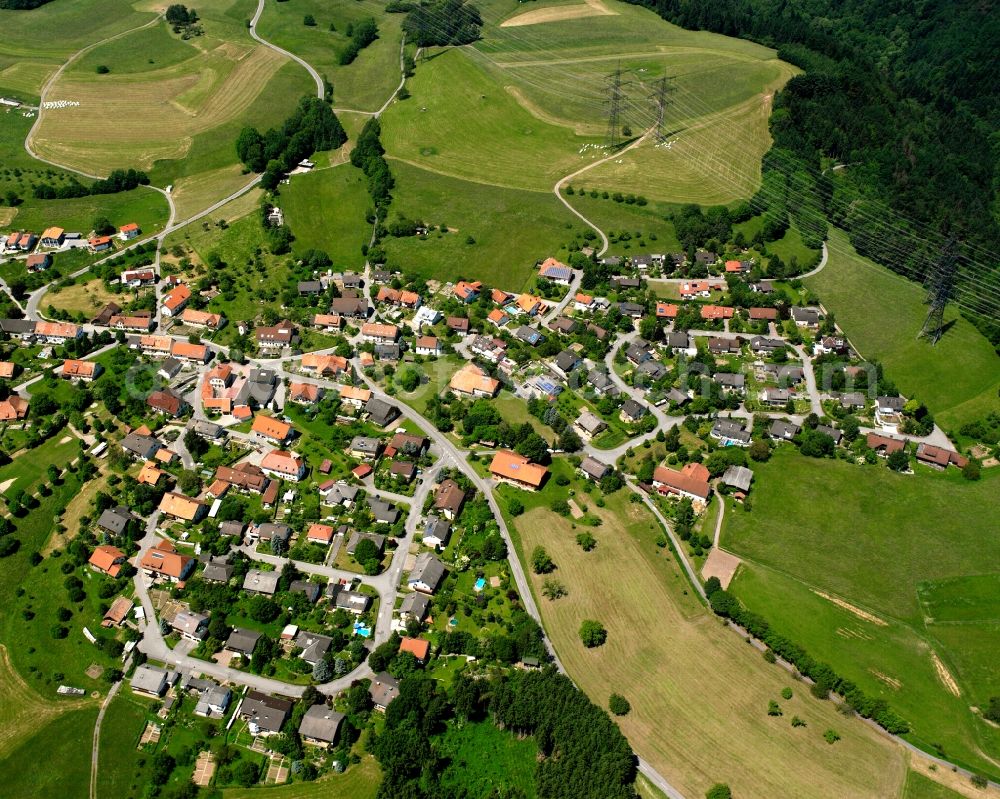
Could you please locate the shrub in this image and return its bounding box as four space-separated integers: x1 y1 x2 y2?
781 687 793 700
823 729 840 744
531 546 554 574
608 693 630 715
767 700 782 716
575 532 596 551
579 619 607 648
791 715 806 727
96 65 109 74
50 624 68 639
706 786 732 799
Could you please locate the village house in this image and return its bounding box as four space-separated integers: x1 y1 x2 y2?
709 337 741 355
620 398 648 424
180 308 224 330
110 314 155 333
88 235 112 253
299 706 345 749
399 637 431 665
791 306 821 327
0 395 29 421
306 523 337 545
652 462 712 507
302 352 348 377
329 297 369 319
915 443 968 470
338 385 372 409
574 410 607 441
408 552 446 593
119 222 140 240
538 257 573 285
225 628 263 659
61 358 98 381
260 450 306 482
711 419 751 446
121 269 155 287
578 455 611 482
447 316 469 336
422 516 451 548
361 322 400 344
366 397 400 427
487 308 510 329
655 302 679 320
40 226 64 248
714 372 745 393
140 539 194 583
313 313 343 331
256 321 297 352
449 362 500 398
120 431 162 460
147 389 187 417
433 479 466 520
240 692 292 736
26 252 51 272
769 419 801 441
251 415 293 445
172 610 209 641
243 569 281 596
701 305 735 321
489 450 548 491
327 583 371 614
867 432 906 457
161 284 191 317
158 492 207 522
350 436 383 460
761 387 792 406
454 280 482 303
415 335 441 356
748 307 778 321
289 381 322 404
131 665 170 698
514 293 545 316
89 544 127 578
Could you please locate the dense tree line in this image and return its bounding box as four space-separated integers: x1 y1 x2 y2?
0 0 53 8
32 168 150 201
704 579 910 735
402 0 482 47
339 18 378 65
623 0 1000 344
236 96 347 182
350 117 394 232
371 669 638 799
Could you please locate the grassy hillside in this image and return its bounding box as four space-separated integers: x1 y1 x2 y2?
502 476 906 799
383 160 581 288
723 447 1000 777
805 228 1000 431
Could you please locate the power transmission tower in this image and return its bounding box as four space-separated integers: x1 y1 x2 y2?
650 75 672 142
918 239 959 344
604 65 626 149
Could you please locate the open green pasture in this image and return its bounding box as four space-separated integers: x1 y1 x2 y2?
805 228 1000 431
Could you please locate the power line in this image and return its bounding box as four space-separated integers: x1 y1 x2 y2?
918 239 960 344
649 75 672 143
604 64 626 149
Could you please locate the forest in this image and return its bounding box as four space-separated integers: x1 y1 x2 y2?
625 0 1000 345
371 669 639 799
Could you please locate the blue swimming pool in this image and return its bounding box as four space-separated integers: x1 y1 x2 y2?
474 577 486 591
353 622 372 637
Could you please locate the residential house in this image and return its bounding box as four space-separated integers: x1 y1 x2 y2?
574 293 595 312
260 450 306 482
840 392 866 410
760 387 792 406
89 544 127 578
610 276 642 290
161 284 191 317
298 280 323 296
388 432 428 458
365 397 400 427
866 433 905 457
40 226 64 248
180 308 224 330
711 419 751 446
769 419 800 441
514 293 545 316
120 432 161 460
390 460 416 483
469 335 507 363
339 385 372 408
447 316 469 336
251 415 293 445
374 342 401 361
587 369 616 395
313 313 343 331
131 665 169 697
368 497 400 524
433 479 466 520
146 389 186 417
243 569 281 596
158 357 182 381
302 352 348 377
454 280 482 303
514 325 544 345
88 235 112 252
158 492 206 522
816 424 843 445
225 628 263 658
399 637 430 665
619 398 647 423
408 552 446 593
119 222 140 240
449 362 500 398
415 335 441 356
26 252 51 272
294 630 332 665
202 559 235 583
299 706 345 749
240 691 292 736
488 450 548 491
714 372 745 393
327 583 371 614
915 443 968 470
369 673 400 711
399 593 431 622
548 316 578 335
172 610 208 641
349 436 382 460
655 302 679 320
578 455 611 482
538 257 573 285
289 382 322 404
618 301 644 318
651 462 711 506
140 539 194 583
256 321 297 352
700 305 735 321
96 506 133 537
750 336 784 354
791 307 821 327
346 531 386 557
289 580 322 604
121 269 155 287
573 410 606 441
487 308 510 329
748 307 777 321
709 337 741 355
62 358 98 381
306 523 336 545
110 314 155 333
721 465 753 494
360 323 400 344
625 339 652 365
329 297 369 319
422 516 451 548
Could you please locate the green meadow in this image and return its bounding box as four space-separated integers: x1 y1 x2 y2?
723 447 1000 777
805 228 1000 431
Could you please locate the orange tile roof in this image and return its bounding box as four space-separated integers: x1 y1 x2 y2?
725 259 743 272
35 321 79 339
41 226 64 240
700 305 735 320
120 223 139 233
140 539 193 579
489 450 547 488
454 280 481 300
313 313 342 328
139 335 172 352
449 362 500 397
207 363 233 382
158 492 205 520
574 292 593 305
515 293 544 314
62 358 95 378
137 461 166 486
0 395 28 421
233 405 253 421
89 235 112 247
491 288 510 304
289 382 321 402
89 544 126 577
0 361 14 378
339 385 372 403
302 352 347 374
163 283 191 311
260 449 304 477
415 335 438 349
360 322 399 340
487 308 508 325
652 463 711 500
399 290 420 306
180 308 223 328
307 523 335 543
109 314 154 330
399 637 430 661
655 303 679 318
251 414 292 441
171 341 208 361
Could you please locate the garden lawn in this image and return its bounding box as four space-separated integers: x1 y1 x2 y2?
502 484 905 799
382 160 579 289
722 446 1000 777
804 228 1000 431
0 432 80 496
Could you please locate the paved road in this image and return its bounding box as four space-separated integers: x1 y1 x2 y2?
540 270 582 326
250 0 323 100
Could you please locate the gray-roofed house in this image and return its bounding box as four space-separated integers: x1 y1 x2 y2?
390 460 416 483
346 531 386 556
553 349 582 377
368 498 399 525
399 592 431 622
240 691 292 736
626 339 652 364
665 387 690 406
408 552 446 594
548 316 578 335
761 387 792 405
816 424 843 445
515 325 544 346
97 506 132 537
374 343 401 361
349 436 382 460
369 672 400 711
158 357 182 381
225 628 263 657
422 516 451 548
243 569 281 596
194 684 232 717
120 432 161 460
131 665 169 697
665 331 694 354
365 397 400 427
769 419 800 441
840 392 866 410
619 398 647 423
253 522 292 546
202 559 234 583
299 705 345 748
235 368 278 408
327 583 372 614
578 456 611 482
587 369 616 395
750 336 785 354
171 610 209 641
298 280 323 295
722 465 754 493
618 301 644 318
711 419 751 446
219 520 245 537
637 359 667 381
714 372 745 391
573 410 606 441
289 580 323 603
791 306 821 327
294 630 333 665
188 419 224 440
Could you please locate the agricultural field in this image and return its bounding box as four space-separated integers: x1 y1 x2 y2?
9 185 168 236
902 772 967 799
562 191 682 254
254 0 405 112
43 276 121 319
805 228 1000 431
280 164 371 269
24 0 312 214
501 475 906 799
383 160 581 287
723 447 1000 777
2 704 97 799
95 693 152 799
